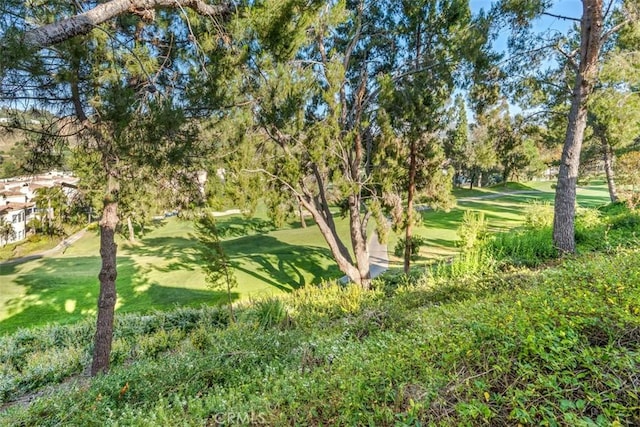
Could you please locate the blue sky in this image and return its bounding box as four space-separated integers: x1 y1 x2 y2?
470 0 583 52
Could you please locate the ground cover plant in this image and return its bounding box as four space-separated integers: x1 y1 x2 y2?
0 233 639 425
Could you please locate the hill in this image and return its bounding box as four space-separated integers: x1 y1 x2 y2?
1 204 639 425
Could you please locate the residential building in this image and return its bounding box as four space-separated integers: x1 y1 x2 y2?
0 170 78 245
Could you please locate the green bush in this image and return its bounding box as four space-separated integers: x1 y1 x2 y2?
393 235 428 259
524 200 554 229
3 231 640 426
242 297 290 330
456 210 488 252
486 226 556 267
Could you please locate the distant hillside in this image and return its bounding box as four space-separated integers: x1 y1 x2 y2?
0 110 76 178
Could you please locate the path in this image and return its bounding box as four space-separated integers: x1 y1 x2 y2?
0 228 88 267
342 189 545 282
416 190 542 211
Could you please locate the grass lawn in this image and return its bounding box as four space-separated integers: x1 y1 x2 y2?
387 179 611 269
0 213 345 334
0 180 612 333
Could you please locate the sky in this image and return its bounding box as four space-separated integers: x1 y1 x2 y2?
470 0 583 52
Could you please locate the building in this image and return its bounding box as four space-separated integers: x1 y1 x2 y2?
0 202 33 245
0 171 78 245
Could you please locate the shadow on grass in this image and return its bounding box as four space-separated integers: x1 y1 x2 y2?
0 256 238 334
227 234 342 290
577 194 611 207
128 233 341 293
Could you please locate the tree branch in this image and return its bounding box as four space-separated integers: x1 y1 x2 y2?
541 12 580 22
22 0 232 49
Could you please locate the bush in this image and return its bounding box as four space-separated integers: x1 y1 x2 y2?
243 297 290 330
456 211 488 253
393 235 428 259
486 227 556 267
524 200 554 229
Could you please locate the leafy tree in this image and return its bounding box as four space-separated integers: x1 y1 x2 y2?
465 120 498 189
195 213 237 322
377 0 487 273
616 150 640 208
445 95 470 187
218 0 393 288
33 186 67 236
0 217 16 247
497 0 639 253
1 0 231 375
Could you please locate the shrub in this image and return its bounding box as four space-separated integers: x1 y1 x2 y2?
393 235 428 259
486 227 556 267
243 297 290 330
524 200 554 229
456 211 488 253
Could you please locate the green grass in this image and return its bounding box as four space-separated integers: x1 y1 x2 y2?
0 214 344 334
0 181 612 333
1 246 639 425
388 180 610 268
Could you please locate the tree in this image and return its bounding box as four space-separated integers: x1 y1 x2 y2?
585 29 640 202
377 0 482 274
498 0 638 253
465 121 498 189
220 0 392 289
225 0 492 280
33 186 67 236
616 150 640 208
195 213 237 322
0 218 16 247
1 0 230 375
445 95 469 187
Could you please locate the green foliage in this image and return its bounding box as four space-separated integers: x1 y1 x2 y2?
487 226 557 267
524 199 554 229
393 235 428 259
242 297 290 330
194 213 238 320
456 210 489 252
4 247 640 425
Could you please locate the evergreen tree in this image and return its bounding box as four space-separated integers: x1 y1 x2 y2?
1 0 232 375
497 0 639 253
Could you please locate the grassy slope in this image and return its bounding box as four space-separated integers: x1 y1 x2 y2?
0 247 638 425
0 181 611 333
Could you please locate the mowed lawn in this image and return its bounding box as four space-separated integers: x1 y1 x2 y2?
0 180 611 333
386 180 612 268
0 213 345 333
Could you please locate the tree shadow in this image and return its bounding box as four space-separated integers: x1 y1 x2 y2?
0 255 238 334
214 217 275 239
126 233 341 293
225 234 342 290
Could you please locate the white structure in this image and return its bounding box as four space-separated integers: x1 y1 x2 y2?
0 203 31 245
0 171 78 245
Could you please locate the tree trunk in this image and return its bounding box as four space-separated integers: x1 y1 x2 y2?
602 142 618 203
348 194 371 289
553 0 603 254
127 216 135 242
91 177 119 376
298 203 307 228
404 139 417 274
298 196 362 284
477 171 482 188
